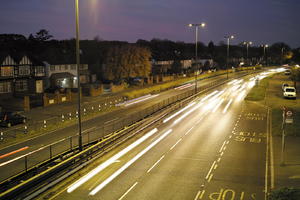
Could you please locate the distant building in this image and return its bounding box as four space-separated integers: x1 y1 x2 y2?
44 62 93 89
0 54 45 98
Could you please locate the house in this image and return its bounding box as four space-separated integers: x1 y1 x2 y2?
44 62 92 89
0 54 46 98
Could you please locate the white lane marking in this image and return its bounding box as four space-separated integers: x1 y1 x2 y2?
185 126 194 136
82 126 96 133
219 141 226 153
163 102 196 123
194 191 201 200
170 138 182 151
217 158 221 162
220 152 224 157
200 190 205 199
222 99 233 114
104 118 119 124
214 164 218 170
269 110 275 189
118 182 138 200
89 129 173 195
206 161 216 179
67 128 158 193
147 155 165 173
223 146 227 151
208 174 213 182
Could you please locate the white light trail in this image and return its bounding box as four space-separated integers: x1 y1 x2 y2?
124 94 159 107
173 103 203 124
89 129 173 195
236 90 246 101
201 90 219 102
163 102 196 123
67 128 158 193
174 83 194 90
222 99 233 114
212 98 224 113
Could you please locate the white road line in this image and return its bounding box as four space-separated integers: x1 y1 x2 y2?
104 118 119 124
208 174 213 182
270 121 275 189
214 164 218 170
185 126 194 136
82 126 96 133
217 158 221 162
194 191 201 200
170 138 182 151
205 161 216 179
219 141 226 153
220 152 224 157
118 182 138 200
199 190 205 199
147 155 165 173
223 146 227 151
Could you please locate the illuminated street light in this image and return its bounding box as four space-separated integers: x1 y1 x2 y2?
243 41 252 66
225 35 235 79
188 23 206 94
75 0 83 151
261 44 268 66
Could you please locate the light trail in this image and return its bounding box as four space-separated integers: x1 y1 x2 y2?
201 90 219 102
222 99 233 114
0 146 29 159
89 129 173 195
173 103 203 124
163 102 196 123
67 128 158 193
212 98 224 113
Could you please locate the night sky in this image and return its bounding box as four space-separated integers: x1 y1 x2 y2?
1 0 300 47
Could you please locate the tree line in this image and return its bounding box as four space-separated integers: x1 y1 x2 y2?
1 29 299 84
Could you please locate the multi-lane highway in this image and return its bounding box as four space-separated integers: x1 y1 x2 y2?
0 71 248 182
42 71 276 200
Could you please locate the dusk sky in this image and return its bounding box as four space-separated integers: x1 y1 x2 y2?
1 0 300 47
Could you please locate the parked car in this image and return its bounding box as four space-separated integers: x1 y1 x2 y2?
282 83 289 90
0 112 26 127
283 86 297 99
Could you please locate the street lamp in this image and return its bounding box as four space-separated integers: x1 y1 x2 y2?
75 0 83 151
261 44 268 66
225 35 234 79
188 23 206 94
243 41 252 66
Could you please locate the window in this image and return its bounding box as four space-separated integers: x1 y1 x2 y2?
64 65 69 70
0 81 11 93
15 80 28 92
71 65 76 70
18 65 30 76
1 66 14 76
35 66 45 74
50 65 55 71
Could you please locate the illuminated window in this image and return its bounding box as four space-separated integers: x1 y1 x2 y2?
19 65 30 76
1 66 14 76
0 81 11 93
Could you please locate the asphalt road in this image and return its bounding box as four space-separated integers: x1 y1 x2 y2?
45 73 270 200
0 71 249 181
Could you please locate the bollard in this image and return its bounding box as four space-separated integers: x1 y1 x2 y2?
62 114 65 122
91 106 94 111
0 132 3 142
43 120 47 128
24 125 28 134
98 104 101 111
76 111 78 118
83 108 86 115
69 112 72 120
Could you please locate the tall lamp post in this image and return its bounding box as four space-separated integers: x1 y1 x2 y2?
75 0 83 151
225 35 234 79
243 41 252 66
188 23 206 94
261 44 268 66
